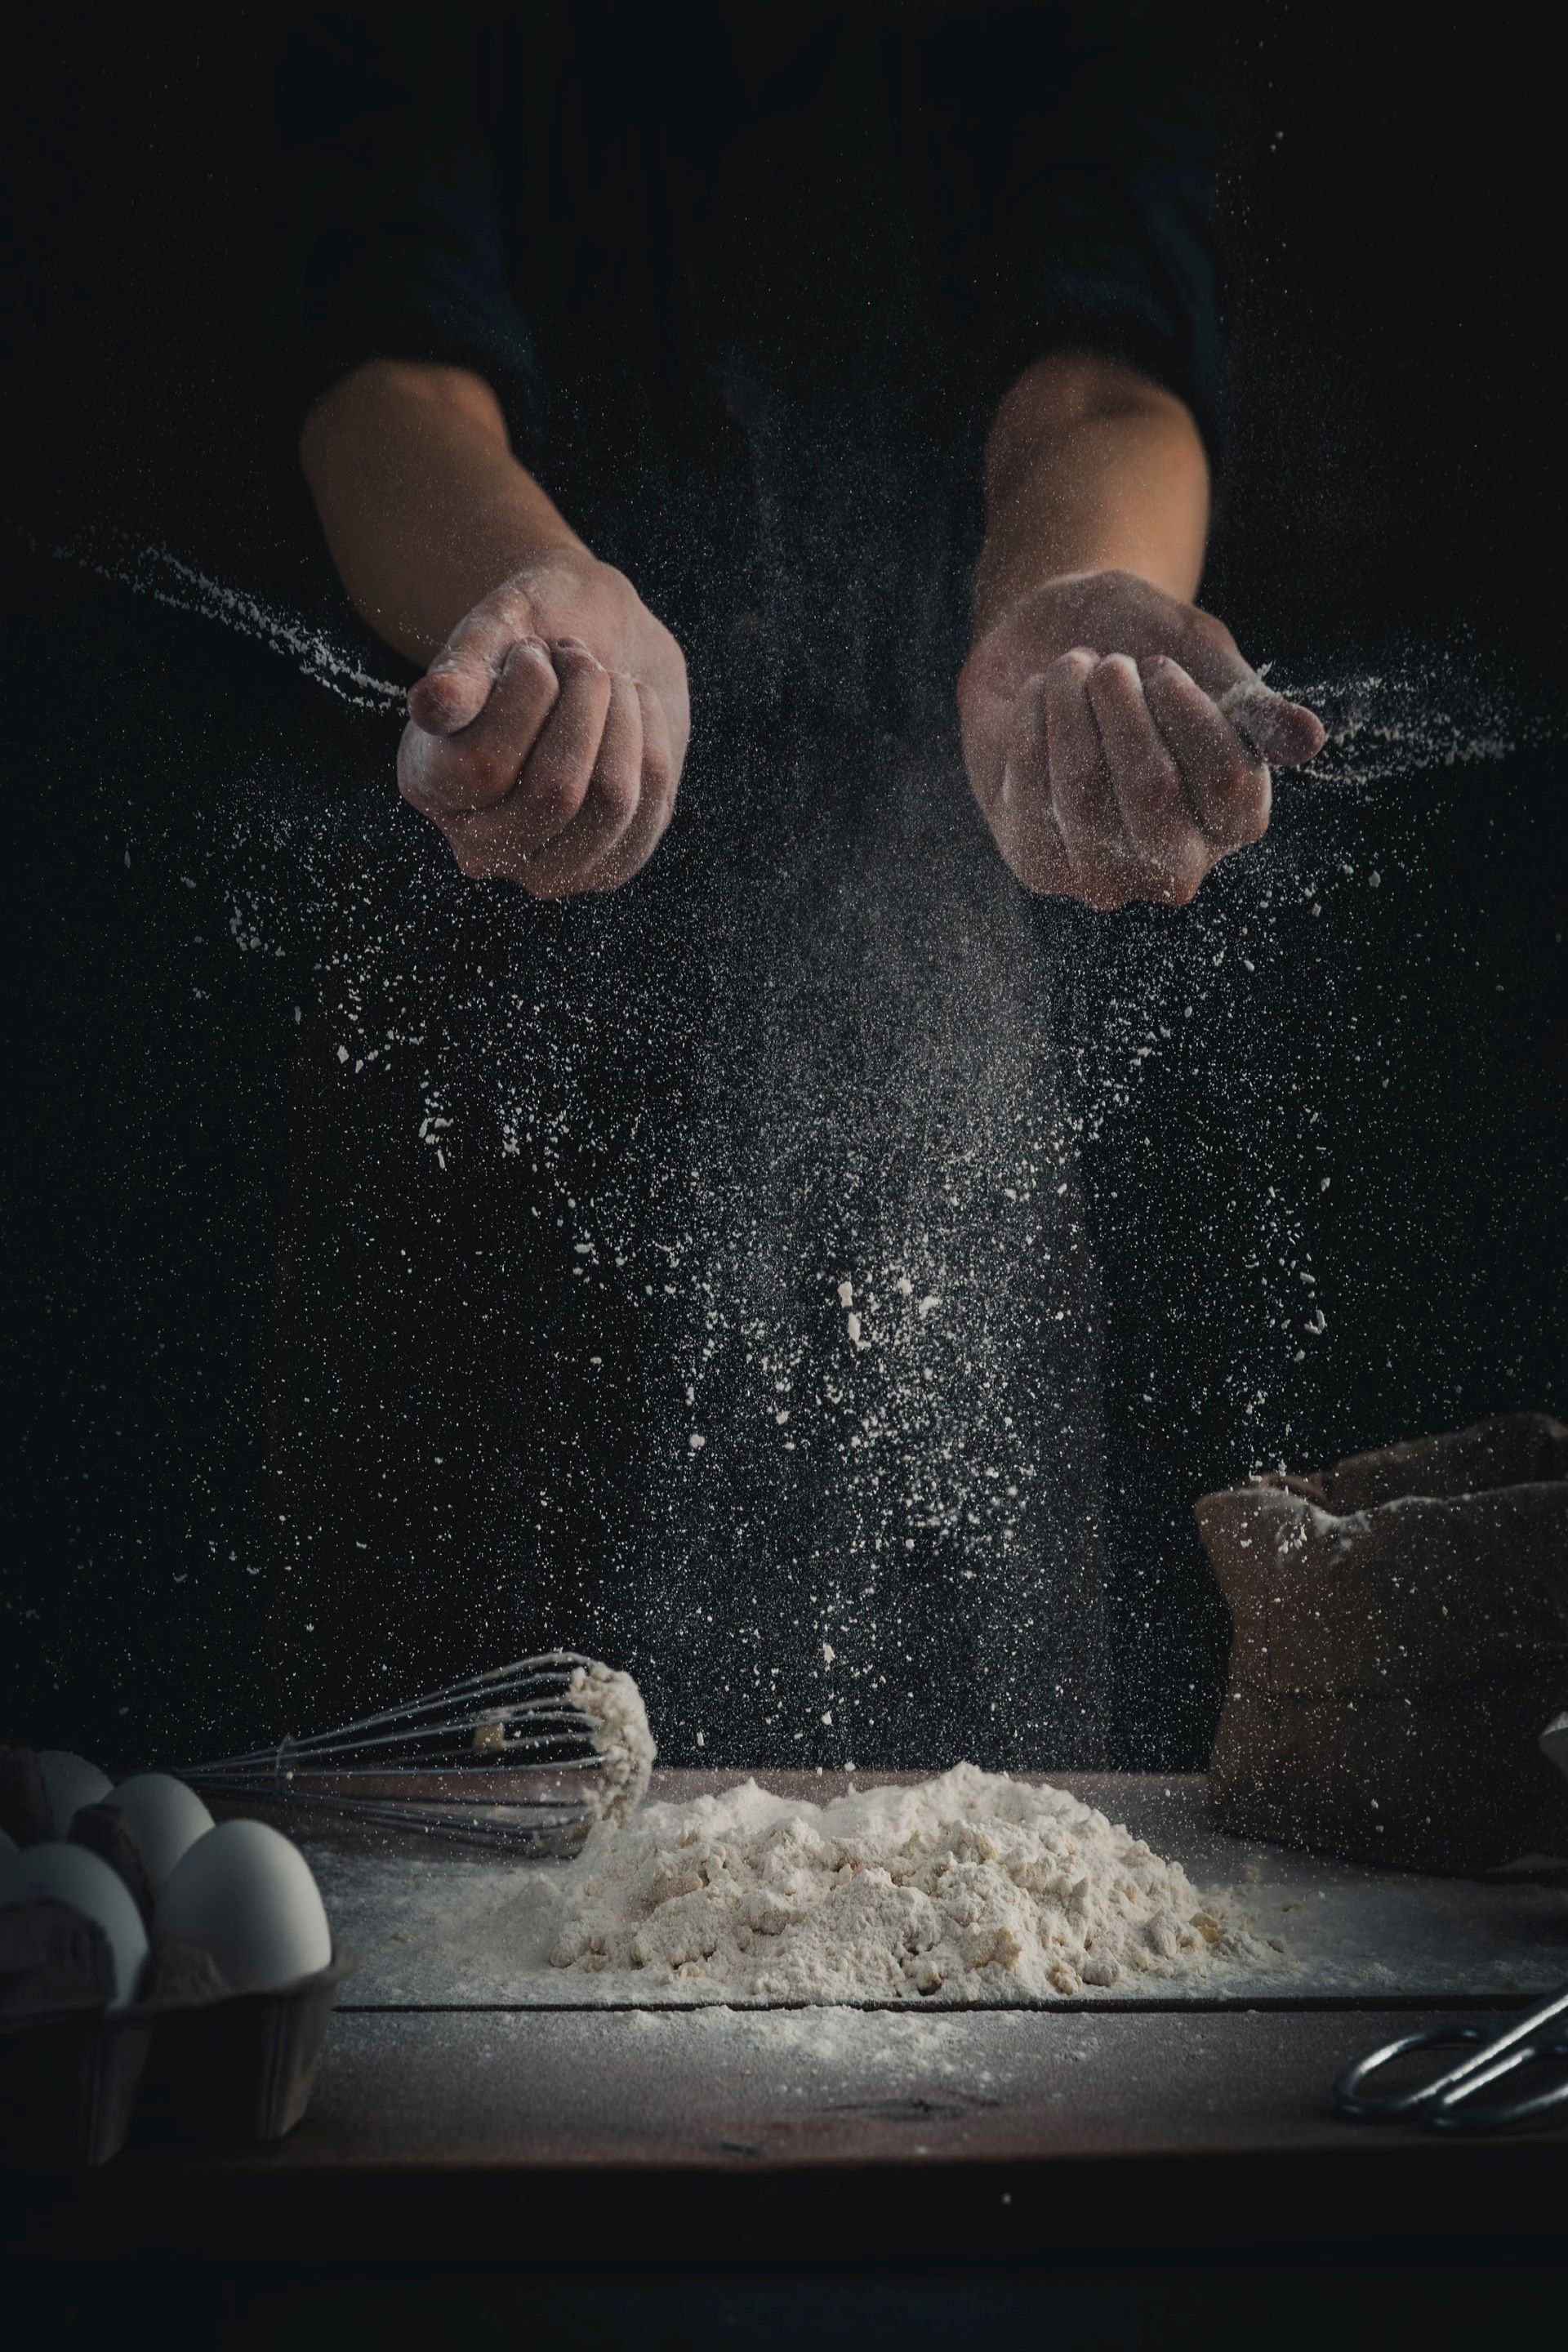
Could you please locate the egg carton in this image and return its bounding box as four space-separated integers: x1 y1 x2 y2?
0 1864 149 2168
0 1923 353 2169
2 1746 351 2168
132 1937 354 2148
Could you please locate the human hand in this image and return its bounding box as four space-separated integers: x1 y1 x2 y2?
957 568 1325 909
399 550 690 896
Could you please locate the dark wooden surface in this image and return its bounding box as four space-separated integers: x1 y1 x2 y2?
5 1772 1565 2262
8 2001 1566 2258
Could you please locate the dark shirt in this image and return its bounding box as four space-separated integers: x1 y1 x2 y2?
278 2 1223 499
265 7 1226 1766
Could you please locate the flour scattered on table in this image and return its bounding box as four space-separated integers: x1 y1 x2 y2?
550 1764 1278 2000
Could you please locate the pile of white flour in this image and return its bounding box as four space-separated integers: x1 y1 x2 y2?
550 1764 1279 2001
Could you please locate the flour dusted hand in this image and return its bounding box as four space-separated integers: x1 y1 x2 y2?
399 549 690 898
959 569 1325 911
550 1764 1279 2001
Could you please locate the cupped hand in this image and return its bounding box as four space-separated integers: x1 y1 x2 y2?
958 568 1325 909
399 550 690 896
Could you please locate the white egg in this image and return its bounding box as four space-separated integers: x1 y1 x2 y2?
107 1774 215 1895
0 1840 149 2007
37 1750 114 1835
153 1819 332 1993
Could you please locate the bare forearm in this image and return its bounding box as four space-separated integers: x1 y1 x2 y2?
960 352 1322 912
972 354 1210 633
304 361 689 898
299 360 585 664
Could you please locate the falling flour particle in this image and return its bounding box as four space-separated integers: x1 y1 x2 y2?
29 526 407 713
548 1764 1278 2000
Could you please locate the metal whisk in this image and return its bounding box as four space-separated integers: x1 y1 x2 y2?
171 1653 653 1855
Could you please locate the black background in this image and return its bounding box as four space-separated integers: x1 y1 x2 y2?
1 6 1562 1765
5 7 1565 653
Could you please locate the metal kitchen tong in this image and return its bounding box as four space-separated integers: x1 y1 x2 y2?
1334 1982 1568 2133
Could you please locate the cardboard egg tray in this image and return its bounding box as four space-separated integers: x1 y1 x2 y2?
0 1937 353 2169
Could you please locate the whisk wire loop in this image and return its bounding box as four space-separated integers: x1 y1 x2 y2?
167 1651 650 1854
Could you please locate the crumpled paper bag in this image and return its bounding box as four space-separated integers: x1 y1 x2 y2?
1195 1414 1568 1871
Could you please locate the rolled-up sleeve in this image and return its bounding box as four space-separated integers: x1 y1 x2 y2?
274 5 546 452
941 7 1224 457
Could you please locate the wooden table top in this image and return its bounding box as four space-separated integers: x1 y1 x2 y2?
7 1774 1565 2261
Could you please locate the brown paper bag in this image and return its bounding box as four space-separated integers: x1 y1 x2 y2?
1195 1414 1568 1871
